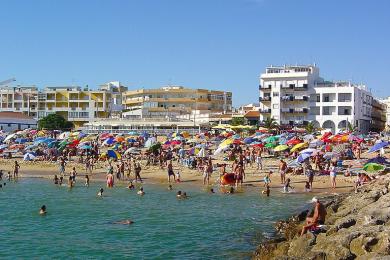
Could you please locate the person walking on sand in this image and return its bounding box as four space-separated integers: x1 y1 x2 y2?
134 161 143 183
329 163 337 189
203 159 213 185
13 161 20 179
279 159 287 184
306 165 314 189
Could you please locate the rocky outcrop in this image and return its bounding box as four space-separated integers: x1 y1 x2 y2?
253 176 390 260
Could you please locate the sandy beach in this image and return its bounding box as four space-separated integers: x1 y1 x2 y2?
0 155 355 194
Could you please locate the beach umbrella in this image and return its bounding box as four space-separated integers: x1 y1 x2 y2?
23 152 36 161
115 136 125 142
265 142 276 148
103 137 115 146
264 136 278 143
251 142 264 148
127 138 136 143
286 138 302 146
323 152 335 160
290 142 308 152
107 149 121 160
366 156 390 166
303 134 315 142
79 145 92 150
173 136 185 141
244 137 255 144
309 139 323 148
197 147 207 158
368 142 389 153
0 144 8 150
274 144 289 152
48 140 60 148
233 139 243 145
258 127 269 133
15 138 28 144
333 144 345 154
363 163 385 172
219 138 233 149
145 137 157 148
299 148 317 155
296 153 311 163
3 133 17 142
287 160 301 168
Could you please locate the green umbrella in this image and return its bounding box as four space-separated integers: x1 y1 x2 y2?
363 163 385 172
264 136 278 143
274 144 289 152
265 142 276 148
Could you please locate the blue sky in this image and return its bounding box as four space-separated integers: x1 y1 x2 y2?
0 0 389 106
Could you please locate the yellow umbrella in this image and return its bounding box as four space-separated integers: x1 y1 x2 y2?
274 144 289 152
290 142 308 152
219 138 233 149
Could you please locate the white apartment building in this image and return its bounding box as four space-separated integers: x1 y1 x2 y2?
259 65 374 133
310 82 372 133
379 97 390 127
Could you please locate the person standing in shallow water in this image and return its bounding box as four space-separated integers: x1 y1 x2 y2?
13 161 20 179
279 159 287 184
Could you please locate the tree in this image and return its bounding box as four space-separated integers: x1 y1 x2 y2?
38 114 74 130
231 116 245 126
347 122 357 132
305 122 316 134
264 117 279 130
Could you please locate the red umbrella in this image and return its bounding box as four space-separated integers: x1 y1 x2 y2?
251 143 264 148
286 138 302 146
233 139 243 145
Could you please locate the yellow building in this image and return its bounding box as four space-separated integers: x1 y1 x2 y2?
122 86 232 120
0 85 116 128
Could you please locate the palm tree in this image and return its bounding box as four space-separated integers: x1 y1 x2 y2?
305 122 316 134
264 117 279 130
347 122 357 132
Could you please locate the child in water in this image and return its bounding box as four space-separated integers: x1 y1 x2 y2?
39 205 47 215
137 187 145 196
262 184 270 197
85 175 90 187
97 188 104 196
175 171 181 183
128 181 135 190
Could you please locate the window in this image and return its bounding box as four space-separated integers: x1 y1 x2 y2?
273 92 279 97
316 95 320 102
273 104 279 109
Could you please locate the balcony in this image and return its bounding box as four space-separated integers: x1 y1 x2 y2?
294 108 309 113
281 84 295 89
260 109 271 113
281 108 294 113
295 84 308 91
259 96 271 102
260 84 271 90
281 96 294 101
294 96 308 101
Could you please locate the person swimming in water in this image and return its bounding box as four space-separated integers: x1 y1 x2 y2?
210 188 215 193
128 181 135 190
176 190 183 198
39 205 47 215
137 187 145 195
112 219 134 225
97 188 104 197
53 175 59 185
226 186 235 194
168 184 173 190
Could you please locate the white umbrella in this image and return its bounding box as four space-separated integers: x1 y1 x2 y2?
197 147 206 158
309 139 323 148
3 133 17 143
299 148 317 155
23 153 36 161
303 134 315 142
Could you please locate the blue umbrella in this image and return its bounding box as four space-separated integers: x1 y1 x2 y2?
79 145 92 150
279 138 287 145
15 138 28 144
0 144 8 149
296 153 311 163
48 140 60 148
368 142 389 153
127 138 136 143
244 137 255 144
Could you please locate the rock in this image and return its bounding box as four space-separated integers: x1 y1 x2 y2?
335 217 357 231
287 233 314 258
350 235 373 256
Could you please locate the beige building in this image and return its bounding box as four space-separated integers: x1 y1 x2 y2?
0 82 125 128
122 86 232 121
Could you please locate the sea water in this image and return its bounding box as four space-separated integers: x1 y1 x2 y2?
0 178 311 259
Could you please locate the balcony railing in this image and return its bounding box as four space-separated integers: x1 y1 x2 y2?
281 108 294 113
281 85 294 89
281 96 294 101
294 96 308 101
260 85 271 90
259 96 271 102
260 109 271 113
294 108 308 113
295 84 308 90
